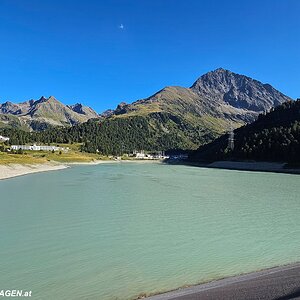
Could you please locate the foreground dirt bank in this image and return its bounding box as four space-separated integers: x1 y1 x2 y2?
147 262 300 300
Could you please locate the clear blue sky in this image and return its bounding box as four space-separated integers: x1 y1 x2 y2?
0 0 299 112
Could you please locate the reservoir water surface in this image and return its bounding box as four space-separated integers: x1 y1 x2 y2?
0 162 299 299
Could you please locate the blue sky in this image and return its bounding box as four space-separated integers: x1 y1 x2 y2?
0 0 299 112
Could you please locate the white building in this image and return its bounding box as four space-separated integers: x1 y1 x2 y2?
0 135 10 142
132 150 169 160
11 144 65 152
134 150 145 159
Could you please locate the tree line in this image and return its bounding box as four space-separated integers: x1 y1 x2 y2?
190 99 300 164
0 112 211 155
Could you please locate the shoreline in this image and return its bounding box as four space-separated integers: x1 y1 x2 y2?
0 162 69 180
1 159 299 181
0 159 164 180
0 160 114 180
168 160 300 175
146 262 300 300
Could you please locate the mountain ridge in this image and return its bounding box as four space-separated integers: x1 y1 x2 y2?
105 68 291 135
0 96 99 130
0 69 293 149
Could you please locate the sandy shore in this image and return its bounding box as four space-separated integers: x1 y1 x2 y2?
0 159 163 180
0 163 68 180
0 160 117 180
66 160 115 165
147 262 300 300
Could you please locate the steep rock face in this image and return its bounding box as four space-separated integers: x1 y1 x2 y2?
0 101 23 115
191 68 290 112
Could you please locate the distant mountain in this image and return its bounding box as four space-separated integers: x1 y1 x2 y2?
110 68 290 121
0 69 292 152
67 103 99 119
100 109 114 118
191 68 287 112
0 96 99 130
190 99 300 164
93 68 291 149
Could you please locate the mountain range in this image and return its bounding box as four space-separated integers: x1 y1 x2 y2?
0 96 99 130
0 68 292 150
111 68 290 119
107 67 290 128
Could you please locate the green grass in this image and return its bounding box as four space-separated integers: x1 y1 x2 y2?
112 103 162 118
0 152 47 165
0 143 111 165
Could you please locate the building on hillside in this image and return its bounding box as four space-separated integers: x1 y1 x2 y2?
11 144 66 152
0 135 10 142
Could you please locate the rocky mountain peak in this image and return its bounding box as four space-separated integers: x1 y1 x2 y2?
69 103 83 112
100 109 114 118
68 103 99 118
191 68 243 91
37 96 48 103
0 96 99 130
0 101 23 115
0 69 293 133
190 68 291 112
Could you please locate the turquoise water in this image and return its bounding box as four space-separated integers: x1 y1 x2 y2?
0 162 300 299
